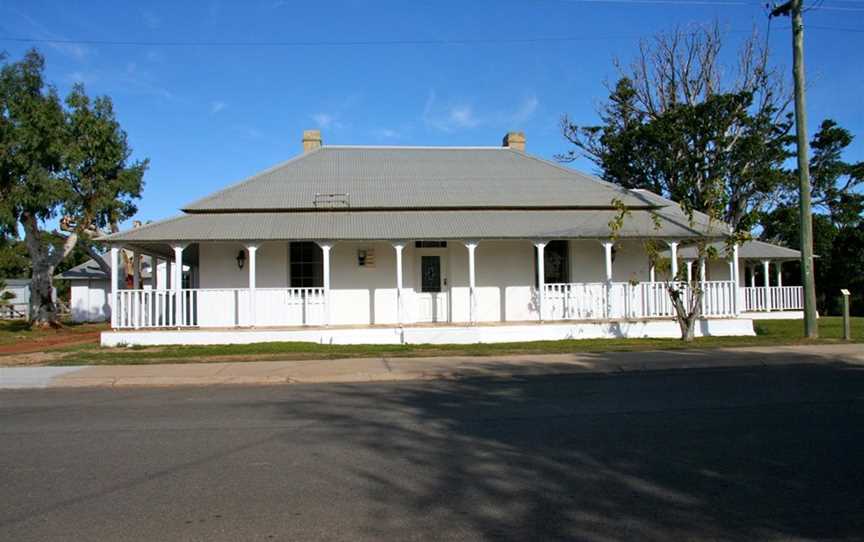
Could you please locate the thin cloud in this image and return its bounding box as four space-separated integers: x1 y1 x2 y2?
423 91 478 132
371 128 402 140
139 9 161 29
423 90 539 132
509 95 539 123
311 112 345 130
8 9 92 61
64 65 173 100
211 101 227 114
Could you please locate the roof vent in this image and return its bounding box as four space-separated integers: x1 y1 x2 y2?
503 131 526 152
313 193 350 208
302 130 322 153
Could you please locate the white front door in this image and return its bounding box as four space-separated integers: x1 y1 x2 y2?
416 253 449 323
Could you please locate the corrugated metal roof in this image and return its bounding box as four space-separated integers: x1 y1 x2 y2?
182 147 656 212
102 208 721 243
56 254 154 280
673 240 801 260
630 189 721 230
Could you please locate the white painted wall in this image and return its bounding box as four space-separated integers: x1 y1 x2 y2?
196 239 737 327
102 317 756 347
609 241 652 283
331 241 401 325
568 241 607 282
70 279 109 322
707 259 736 282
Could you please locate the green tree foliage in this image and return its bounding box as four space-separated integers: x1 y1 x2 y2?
0 277 15 307
762 120 864 314
0 50 147 326
0 238 30 278
564 24 778 340
560 23 794 232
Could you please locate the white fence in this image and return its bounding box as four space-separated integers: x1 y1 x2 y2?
114 288 325 329
742 286 803 312
114 281 757 329
543 281 738 321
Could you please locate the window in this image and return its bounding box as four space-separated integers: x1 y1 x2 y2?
535 240 570 285
420 256 442 292
290 242 323 288
415 241 447 248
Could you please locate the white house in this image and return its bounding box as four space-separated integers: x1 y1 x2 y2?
0 278 50 319
98 131 806 346
56 254 176 323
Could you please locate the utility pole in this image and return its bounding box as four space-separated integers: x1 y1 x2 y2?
771 0 819 338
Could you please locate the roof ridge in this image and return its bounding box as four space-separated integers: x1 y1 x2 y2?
181 146 325 211
99 214 189 241
500 148 659 207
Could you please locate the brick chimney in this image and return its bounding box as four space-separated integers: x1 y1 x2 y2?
502 131 526 152
302 130 322 153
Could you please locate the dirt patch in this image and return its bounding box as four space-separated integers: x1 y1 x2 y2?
0 351 68 366
0 329 102 356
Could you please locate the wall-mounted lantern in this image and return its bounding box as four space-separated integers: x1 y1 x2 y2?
236 249 246 269
357 248 375 268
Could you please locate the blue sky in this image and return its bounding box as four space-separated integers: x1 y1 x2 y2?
1 0 862 226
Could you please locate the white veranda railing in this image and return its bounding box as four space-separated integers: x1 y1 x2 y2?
113 287 326 329
543 280 738 321
742 286 803 312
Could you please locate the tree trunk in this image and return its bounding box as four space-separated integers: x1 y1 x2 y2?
669 283 702 342
21 213 79 328
29 263 60 328
678 311 698 342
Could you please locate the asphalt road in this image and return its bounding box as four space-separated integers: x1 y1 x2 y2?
1 360 863 541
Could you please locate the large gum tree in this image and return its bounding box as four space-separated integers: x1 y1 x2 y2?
0 50 147 327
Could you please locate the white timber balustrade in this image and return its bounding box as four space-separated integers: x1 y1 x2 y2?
602 241 614 318
544 283 608 320
535 241 547 321
742 285 803 312
109 246 119 328
465 241 478 323
172 243 187 326
543 280 738 321
113 287 327 329
733 243 741 315
318 242 333 326
393 242 405 325
668 242 679 279
246 244 258 327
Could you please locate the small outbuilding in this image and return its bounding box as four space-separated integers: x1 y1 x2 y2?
56 254 170 322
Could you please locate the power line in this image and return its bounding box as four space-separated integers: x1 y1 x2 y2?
1 25 859 49
0 35 654 48
550 0 864 7
809 24 864 31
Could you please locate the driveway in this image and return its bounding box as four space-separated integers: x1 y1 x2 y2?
1 358 863 540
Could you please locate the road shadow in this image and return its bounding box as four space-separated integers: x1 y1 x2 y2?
264 357 864 540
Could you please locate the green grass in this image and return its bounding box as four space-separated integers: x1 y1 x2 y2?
42 316 863 367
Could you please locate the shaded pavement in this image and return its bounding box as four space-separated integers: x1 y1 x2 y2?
1 343 863 389
1 353 863 540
